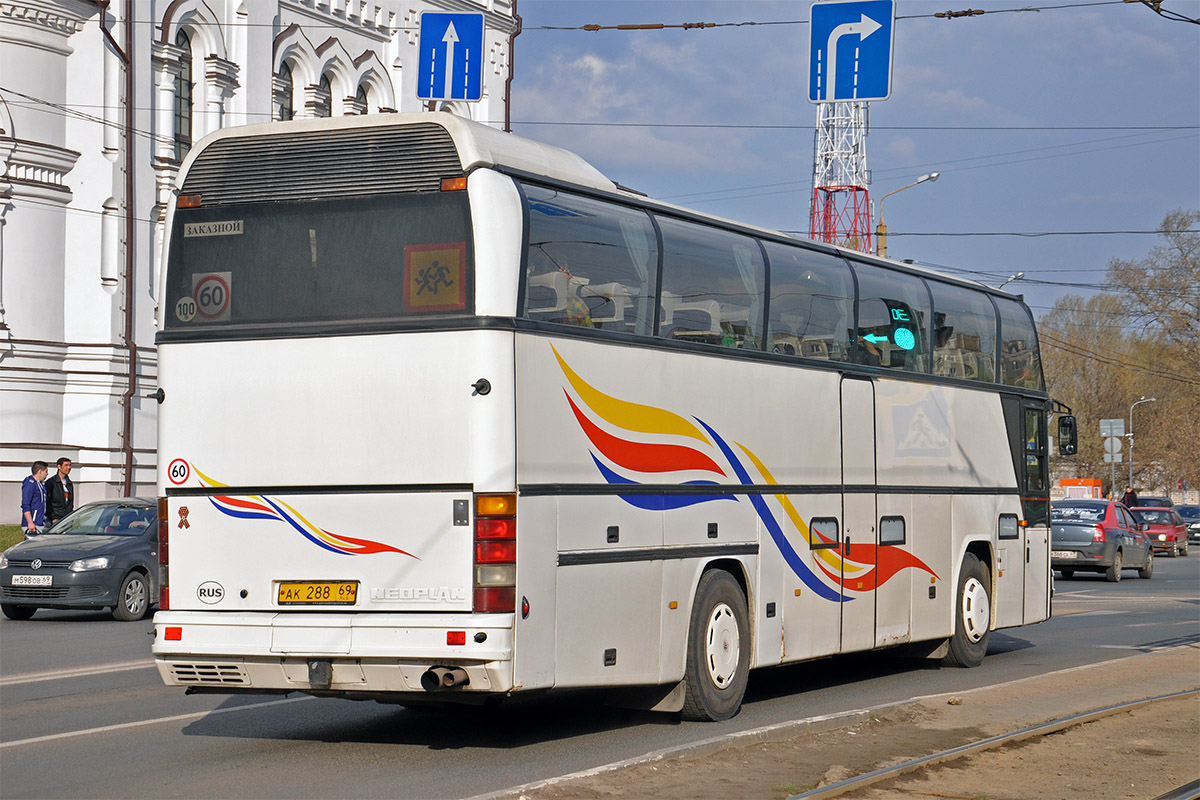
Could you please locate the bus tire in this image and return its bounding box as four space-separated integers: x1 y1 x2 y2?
942 553 991 668
681 569 750 722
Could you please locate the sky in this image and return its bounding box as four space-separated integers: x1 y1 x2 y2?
504 0 1200 320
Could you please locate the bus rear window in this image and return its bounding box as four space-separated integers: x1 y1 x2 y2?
164 192 472 332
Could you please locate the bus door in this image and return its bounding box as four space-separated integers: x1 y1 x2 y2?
998 396 1051 626
840 376 877 653
1020 402 1051 623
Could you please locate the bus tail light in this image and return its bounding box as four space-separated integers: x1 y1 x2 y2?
158 497 170 610
474 494 515 612
1092 525 1106 543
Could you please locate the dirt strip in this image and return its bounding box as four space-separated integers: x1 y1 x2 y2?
494 645 1200 800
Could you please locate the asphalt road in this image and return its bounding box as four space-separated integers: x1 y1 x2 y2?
2 555 1197 800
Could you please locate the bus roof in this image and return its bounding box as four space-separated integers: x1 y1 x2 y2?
179 112 1016 301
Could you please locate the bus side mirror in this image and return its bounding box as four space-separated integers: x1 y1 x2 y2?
1058 415 1078 456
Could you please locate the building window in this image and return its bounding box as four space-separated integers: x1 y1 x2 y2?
355 84 368 114
278 63 294 121
174 29 193 162
315 74 332 118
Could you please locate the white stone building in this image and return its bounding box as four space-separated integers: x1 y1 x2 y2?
0 0 518 514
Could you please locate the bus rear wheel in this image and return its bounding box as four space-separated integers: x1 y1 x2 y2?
942 553 991 668
681 569 750 721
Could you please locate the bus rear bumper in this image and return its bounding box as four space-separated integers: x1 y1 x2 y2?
151 611 514 694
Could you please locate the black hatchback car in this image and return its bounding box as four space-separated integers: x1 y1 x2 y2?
1 499 158 621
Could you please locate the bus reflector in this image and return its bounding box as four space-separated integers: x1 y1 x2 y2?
158 497 170 610
474 492 516 612
440 177 467 192
177 194 202 208
447 631 466 646
475 587 515 613
165 626 182 641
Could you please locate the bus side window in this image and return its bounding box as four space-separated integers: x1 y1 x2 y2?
655 216 765 350
996 297 1044 390
763 242 854 361
810 517 840 550
521 184 658 335
850 261 931 373
929 281 997 383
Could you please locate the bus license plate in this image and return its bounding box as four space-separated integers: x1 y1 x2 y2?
277 581 358 605
12 574 52 586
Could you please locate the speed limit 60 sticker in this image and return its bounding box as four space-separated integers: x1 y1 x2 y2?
176 272 232 323
167 458 191 485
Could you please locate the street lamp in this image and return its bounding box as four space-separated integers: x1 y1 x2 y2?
875 172 939 259
1128 396 1157 489
998 272 1025 290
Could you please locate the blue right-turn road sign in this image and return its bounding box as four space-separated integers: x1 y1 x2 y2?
808 0 895 103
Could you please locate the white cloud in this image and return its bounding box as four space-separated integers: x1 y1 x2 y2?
887 136 918 160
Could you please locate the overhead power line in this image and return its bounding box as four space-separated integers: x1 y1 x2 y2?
528 1 1136 31
512 121 1198 131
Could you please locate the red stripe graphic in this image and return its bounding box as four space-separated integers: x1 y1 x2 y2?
565 391 725 475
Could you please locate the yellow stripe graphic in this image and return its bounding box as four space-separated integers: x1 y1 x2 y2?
552 344 709 444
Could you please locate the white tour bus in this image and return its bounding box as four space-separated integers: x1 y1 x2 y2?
152 112 1076 721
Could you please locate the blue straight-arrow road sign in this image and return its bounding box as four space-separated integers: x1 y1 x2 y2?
418 12 484 102
808 0 895 103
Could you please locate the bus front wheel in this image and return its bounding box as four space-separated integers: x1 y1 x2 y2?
681 569 750 721
942 553 991 668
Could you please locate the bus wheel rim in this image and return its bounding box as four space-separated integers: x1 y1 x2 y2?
962 577 989 643
705 602 740 688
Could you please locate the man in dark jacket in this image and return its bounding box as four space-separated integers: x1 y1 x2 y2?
1121 486 1139 509
45 457 74 525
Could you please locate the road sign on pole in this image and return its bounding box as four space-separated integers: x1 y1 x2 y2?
1099 418 1125 438
808 0 896 103
417 12 484 102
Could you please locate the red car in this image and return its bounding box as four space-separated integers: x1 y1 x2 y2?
1131 507 1190 557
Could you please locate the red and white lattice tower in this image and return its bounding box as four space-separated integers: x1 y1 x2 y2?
809 100 872 253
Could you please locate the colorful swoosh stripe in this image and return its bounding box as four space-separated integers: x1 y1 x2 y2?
186 463 416 558
553 343 734 511
554 345 937 601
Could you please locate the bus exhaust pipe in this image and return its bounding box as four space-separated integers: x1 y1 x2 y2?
421 666 469 691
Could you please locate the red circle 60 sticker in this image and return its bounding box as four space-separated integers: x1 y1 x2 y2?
194 273 230 320
168 458 191 485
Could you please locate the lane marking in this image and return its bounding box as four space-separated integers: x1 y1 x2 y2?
0 659 156 687
0 694 314 749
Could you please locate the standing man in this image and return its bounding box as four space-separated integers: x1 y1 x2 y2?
20 461 48 535
1121 485 1139 508
45 457 74 526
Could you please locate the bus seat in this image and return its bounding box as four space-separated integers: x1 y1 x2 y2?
579 282 632 324
526 271 568 314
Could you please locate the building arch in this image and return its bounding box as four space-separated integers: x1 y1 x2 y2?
159 0 227 61
273 24 319 89
351 50 395 113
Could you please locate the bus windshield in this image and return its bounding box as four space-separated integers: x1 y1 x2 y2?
164 191 472 333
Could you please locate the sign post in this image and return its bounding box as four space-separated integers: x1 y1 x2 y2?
418 12 485 103
1100 419 1125 497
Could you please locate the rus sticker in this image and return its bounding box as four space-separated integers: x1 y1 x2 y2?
183 220 244 238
